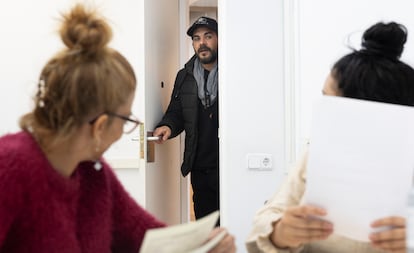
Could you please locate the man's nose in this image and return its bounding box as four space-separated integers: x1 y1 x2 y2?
199 37 207 45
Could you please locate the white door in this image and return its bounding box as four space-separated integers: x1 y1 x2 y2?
142 0 184 225
103 0 186 225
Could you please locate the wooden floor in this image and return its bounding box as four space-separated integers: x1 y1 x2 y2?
190 186 196 221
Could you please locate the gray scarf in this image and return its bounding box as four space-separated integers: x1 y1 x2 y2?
193 58 218 108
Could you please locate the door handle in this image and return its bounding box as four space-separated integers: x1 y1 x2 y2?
147 131 156 163
130 132 160 163
147 136 161 141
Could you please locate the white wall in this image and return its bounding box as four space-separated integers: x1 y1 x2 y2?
0 0 144 133
0 0 146 202
219 0 286 252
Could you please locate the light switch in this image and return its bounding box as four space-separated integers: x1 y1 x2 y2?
248 155 261 169
247 153 273 170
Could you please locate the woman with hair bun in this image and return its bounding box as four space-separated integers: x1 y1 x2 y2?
0 4 235 253
246 21 414 253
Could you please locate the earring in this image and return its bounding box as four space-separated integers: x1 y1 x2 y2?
94 139 102 171
94 160 102 171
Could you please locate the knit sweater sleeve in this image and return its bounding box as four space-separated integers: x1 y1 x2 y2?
107 168 165 253
0 146 24 248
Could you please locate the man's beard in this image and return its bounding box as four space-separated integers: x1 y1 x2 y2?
197 47 218 64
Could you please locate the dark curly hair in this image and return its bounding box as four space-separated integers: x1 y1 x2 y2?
332 21 414 106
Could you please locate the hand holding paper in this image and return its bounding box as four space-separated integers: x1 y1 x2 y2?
303 96 414 241
270 205 333 248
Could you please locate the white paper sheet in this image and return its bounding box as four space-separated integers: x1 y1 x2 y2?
139 211 220 253
303 96 414 241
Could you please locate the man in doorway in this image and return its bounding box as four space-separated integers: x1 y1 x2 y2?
153 16 219 222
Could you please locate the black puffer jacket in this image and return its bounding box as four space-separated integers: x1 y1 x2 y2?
156 55 199 176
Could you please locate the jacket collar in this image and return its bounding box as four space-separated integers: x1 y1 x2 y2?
184 54 198 73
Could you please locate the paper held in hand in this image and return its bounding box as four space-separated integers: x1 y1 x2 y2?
139 211 225 253
303 96 414 241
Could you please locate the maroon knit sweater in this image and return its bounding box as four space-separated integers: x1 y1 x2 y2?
0 131 165 252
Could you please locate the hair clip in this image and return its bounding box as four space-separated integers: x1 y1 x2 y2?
38 79 46 108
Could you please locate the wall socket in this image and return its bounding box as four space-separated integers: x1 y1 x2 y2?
247 153 273 170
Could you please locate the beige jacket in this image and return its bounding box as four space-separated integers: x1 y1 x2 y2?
245 153 386 253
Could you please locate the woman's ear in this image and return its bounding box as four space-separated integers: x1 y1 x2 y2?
91 114 109 139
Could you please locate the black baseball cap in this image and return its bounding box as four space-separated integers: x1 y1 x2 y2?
186 16 218 37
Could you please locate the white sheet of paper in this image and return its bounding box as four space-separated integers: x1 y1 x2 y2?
189 230 227 253
303 96 414 241
139 211 220 253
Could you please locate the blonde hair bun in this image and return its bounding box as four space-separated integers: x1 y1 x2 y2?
60 4 112 56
